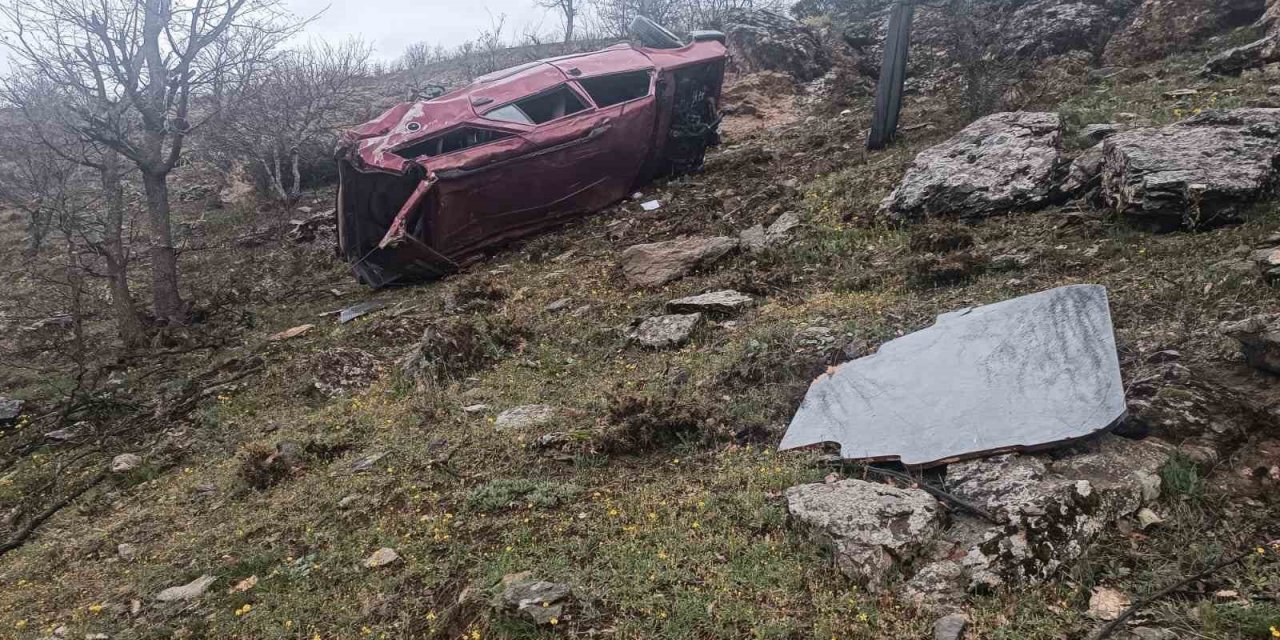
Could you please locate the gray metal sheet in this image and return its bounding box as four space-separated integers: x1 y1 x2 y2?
779 285 1125 467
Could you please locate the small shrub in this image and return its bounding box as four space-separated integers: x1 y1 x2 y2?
399 314 527 386
465 479 581 512
906 251 989 289
236 441 304 490
1160 453 1203 500
597 394 715 454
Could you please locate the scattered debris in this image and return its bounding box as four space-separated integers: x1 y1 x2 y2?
494 572 574 625
116 543 137 562
338 301 388 324
156 575 217 602
268 324 314 342
1136 507 1163 529
665 290 754 315
620 236 738 287
781 285 1125 466
635 313 704 349
495 405 559 431
364 547 401 568
640 200 662 211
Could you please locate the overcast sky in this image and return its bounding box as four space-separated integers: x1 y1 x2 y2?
0 0 560 69
285 0 559 61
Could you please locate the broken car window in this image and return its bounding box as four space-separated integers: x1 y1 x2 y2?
484 85 588 125
579 70 652 107
393 127 513 159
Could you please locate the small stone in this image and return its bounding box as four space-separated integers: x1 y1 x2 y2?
765 211 800 241
462 404 489 414
496 573 573 625
1088 587 1131 620
350 451 389 473
635 313 704 349
739 224 767 252
110 453 143 473
990 254 1032 272
1136 507 1163 529
933 613 968 640
619 236 738 287
364 547 401 568
666 290 754 316
84 634 109 640
0 397 23 427
495 405 559 430
1129 628 1176 640
116 543 137 562
228 575 258 593
156 575 217 602
544 298 572 313
337 495 361 509
1220 314 1280 374
268 324 314 341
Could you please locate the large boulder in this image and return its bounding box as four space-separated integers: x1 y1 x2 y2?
1220 314 1280 374
1096 109 1280 230
1000 0 1138 60
786 479 945 591
723 10 831 82
881 112 1063 222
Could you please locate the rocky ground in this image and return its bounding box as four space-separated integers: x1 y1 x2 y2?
1 10 1280 640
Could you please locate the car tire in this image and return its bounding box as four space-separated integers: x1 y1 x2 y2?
629 16 683 49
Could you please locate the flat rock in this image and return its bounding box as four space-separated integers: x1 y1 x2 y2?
666 290 754 316
881 112 1062 222
1088 586 1131 620
156 575 216 602
635 314 704 349
619 237 738 287
780 285 1125 466
933 613 968 640
1098 108 1280 230
1080 123 1121 145
495 405 559 430
495 572 573 625
785 479 944 591
117 543 137 562
1220 314 1280 374
350 451 389 472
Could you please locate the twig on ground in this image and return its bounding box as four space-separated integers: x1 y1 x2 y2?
1089 541 1278 640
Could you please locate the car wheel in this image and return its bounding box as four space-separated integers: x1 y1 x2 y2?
629 16 683 49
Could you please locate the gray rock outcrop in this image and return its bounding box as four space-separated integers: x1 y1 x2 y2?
495 572 574 625
1220 314 1280 374
786 479 945 590
1096 109 1280 230
881 112 1063 222
1103 0 1265 65
666 290 754 316
1205 0 1280 74
723 9 831 82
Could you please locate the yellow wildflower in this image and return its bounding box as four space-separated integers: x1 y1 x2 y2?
88 603 104 613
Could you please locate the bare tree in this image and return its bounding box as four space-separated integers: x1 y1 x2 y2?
0 72 147 348
538 0 579 42
0 0 299 324
220 39 372 204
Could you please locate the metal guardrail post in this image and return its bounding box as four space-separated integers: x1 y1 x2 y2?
867 1 915 150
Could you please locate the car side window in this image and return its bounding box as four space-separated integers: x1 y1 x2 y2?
579 70 652 107
484 85 588 125
393 127 512 159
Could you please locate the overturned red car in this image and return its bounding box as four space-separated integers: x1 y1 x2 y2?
335 20 727 287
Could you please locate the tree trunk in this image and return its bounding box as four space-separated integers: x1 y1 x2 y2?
564 7 575 43
288 146 302 203
140 170 185 323
268 149 289 203
100 152 147 349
